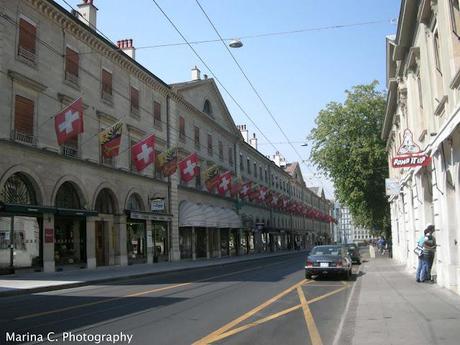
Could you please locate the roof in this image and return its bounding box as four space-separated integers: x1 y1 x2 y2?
284 162 298 176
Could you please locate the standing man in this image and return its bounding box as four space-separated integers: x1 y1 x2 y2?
416 228 430 282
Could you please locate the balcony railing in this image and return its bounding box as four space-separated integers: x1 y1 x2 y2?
62 145 79 158
13 130 34 145
18 47 36 64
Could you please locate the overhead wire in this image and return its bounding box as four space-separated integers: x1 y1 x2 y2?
194 0 325 189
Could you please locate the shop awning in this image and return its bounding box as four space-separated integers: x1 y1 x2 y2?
179 201 242 228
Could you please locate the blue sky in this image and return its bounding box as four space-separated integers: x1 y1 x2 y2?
57 0 401 198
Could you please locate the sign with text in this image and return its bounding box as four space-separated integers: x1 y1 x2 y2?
385 178 400 196
150 198 165 212
391 154 432 168
45 228 54 243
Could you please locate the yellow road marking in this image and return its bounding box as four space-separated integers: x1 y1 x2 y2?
15 257 294 321
297 286 323 345
209 304 303 343
192 279 311 345
307 286 347 304
15 282 192 320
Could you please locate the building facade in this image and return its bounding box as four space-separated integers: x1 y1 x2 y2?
0 0 333 273
383 0 460 294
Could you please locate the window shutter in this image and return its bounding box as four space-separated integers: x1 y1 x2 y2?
18 18 36 55
65 47 79 77
102 69 112 94
15 95 34 136
131 87 139 111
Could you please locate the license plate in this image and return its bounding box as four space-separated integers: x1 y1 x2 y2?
320 262 329 268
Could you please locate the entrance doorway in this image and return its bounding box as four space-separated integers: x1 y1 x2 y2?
152 221 169 262
54 217 86 268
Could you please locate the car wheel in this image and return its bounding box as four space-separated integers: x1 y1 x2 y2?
305 272 311 279
357 260 361 265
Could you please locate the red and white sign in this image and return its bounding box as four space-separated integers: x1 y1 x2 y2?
392 128 432 168
179 153 199 182
131 134 155 171
54 97 84 145
217 171 232 196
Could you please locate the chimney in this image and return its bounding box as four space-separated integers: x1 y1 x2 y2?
77 0 98 30
238 124 249 142
191 66 201 80
117 39 135 60
249 132 258 150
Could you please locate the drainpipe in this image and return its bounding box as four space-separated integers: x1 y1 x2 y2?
166 94 172 261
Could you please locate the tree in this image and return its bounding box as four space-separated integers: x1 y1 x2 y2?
308 81 389 235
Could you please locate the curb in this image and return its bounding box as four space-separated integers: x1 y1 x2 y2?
0 250 306 298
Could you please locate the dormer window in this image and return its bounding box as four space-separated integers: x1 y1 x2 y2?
203 99 212 115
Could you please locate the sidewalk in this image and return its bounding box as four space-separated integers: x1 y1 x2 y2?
346 256 460 345
0 250 303 297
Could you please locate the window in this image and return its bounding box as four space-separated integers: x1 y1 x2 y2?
65 47 79 84
101 69 113 101
18 17 36 63
451 0 460 37
433 31 442 73
14 95 34 144
247 158 251 174
130 87 139 115
218 141 224 160
194 126 200 148
228 147 233 166
253 162 257 178
179 115 185 141
265 169 268 182
417 73 423 109
154 101 161 128
203 99 212 115
207 134 213 155
240 153 243 171
259 166 262 180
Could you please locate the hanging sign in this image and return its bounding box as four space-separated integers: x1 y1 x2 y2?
45 228 54 243
150 198 165 212
385 178 400 196
391 129 432 168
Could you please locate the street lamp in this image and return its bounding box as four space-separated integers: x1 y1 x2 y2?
229 39 243 48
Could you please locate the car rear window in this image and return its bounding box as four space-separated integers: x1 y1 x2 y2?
311 247 341 256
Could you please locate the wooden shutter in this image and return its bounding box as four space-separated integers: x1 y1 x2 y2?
65 47 79 78
130 87 139 111
15 95 34 136
102 69 112 94
18 18 36 58
154 101 161 125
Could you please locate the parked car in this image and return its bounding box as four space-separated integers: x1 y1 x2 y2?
305 245 352 280
345 243 361 264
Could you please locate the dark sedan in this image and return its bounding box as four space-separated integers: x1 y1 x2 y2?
305 245 352 280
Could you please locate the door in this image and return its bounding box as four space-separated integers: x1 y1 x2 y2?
95 221 106 266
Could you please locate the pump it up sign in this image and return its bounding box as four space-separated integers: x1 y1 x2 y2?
391 129 432 168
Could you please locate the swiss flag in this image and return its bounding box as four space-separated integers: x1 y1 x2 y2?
55 97 84 145
179 153 199 182
131 134 155 171
258 186 268 203
217 171 232 196
240 181 252 198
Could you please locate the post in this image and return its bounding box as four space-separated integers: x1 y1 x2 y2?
42 213 55 272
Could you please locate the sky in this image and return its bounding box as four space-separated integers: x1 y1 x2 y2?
57 0 401 199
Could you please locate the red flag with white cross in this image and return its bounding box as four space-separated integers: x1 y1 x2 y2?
131 134 155 171
217 171 232 196
239 181 252 198
179 153 199 182
54 97 84 145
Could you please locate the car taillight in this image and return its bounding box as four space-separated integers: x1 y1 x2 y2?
306 260 313 267
336 260 343 267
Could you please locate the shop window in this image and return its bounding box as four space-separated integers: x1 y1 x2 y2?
154 101 161 128
101 69 113 102
95 188 116 214
18 17 36 63
55 182 81 209
0 173 37 205
14 95 34 144
65 47 79 85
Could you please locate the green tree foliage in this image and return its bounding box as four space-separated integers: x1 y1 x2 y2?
308 81 389 234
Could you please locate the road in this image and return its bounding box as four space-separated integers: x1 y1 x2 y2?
0 252 362 345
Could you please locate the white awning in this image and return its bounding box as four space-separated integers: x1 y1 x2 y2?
179 201 242 228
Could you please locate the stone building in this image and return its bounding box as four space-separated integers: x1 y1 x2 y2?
382 0 460 294
0 0 333 273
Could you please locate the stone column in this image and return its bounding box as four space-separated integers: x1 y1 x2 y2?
192 227 196 260
146 221 153 264
217 229 222 258
114 215 128 266
86 217 96 269
42 213 55 272
107 218 115 265
206 228 211 259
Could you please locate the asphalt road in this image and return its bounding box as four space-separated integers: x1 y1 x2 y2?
0 252 363 345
